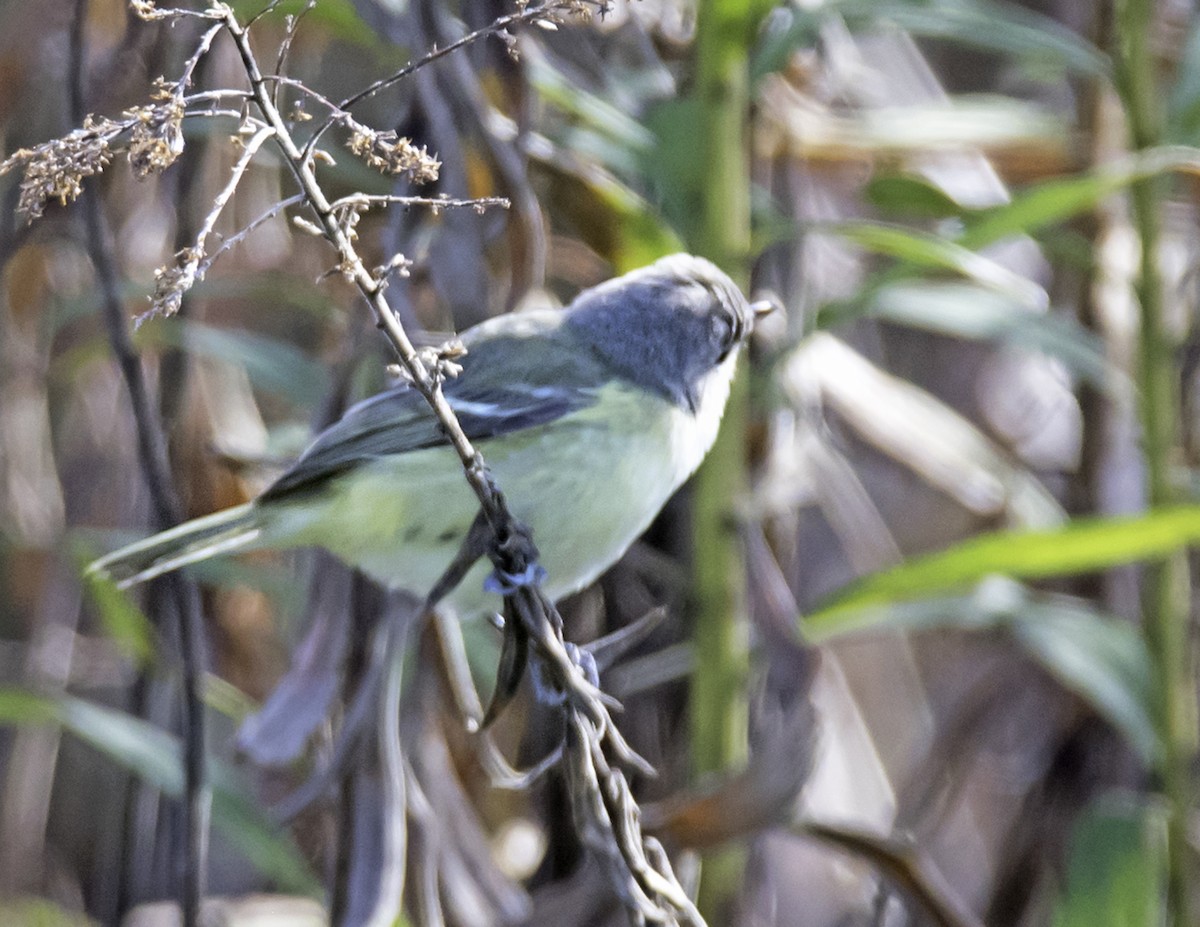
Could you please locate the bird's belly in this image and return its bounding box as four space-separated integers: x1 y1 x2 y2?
282 388 706 620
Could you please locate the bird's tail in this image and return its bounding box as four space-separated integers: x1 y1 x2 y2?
88 503 263 589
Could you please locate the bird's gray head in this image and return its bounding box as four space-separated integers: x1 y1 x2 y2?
564 254 761 412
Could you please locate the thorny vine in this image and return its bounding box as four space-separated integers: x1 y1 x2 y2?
2 1 704 925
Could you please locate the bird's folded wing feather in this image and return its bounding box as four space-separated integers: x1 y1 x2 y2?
262 322 606 499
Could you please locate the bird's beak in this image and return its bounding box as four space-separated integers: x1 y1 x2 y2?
748 294 781 328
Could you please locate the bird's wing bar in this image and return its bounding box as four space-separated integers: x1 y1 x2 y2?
261 377 599 499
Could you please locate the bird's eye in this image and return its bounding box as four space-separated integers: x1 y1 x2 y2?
710 312 738 362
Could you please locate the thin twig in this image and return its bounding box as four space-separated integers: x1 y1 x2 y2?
299 0 599 164
197 125 276 252
327 192 511 213
222 7 512 532
199 192 304 274
182 89 253 106
271 0 316 107
259 75 344 116
178 20 225 90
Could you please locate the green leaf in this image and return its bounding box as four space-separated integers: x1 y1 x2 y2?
1012 605 1157 764
753 0 1110 82
209 766 320 894
0 897 96 927
810 505 1200 620
541 147 685 273
1166 18 1200 145
77 553 156 666
59 698 185 794
865 175 968 219
852 281 1123 394
526 50 656 154
0 692 318 894
141 320 330 407
1054 795 1166 927
802 580 1158 762
961 147 1200 248
230 0 382 49
0 688 63 726
830 221 1049 308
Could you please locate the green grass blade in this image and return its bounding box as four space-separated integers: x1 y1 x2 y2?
809 506 1200 623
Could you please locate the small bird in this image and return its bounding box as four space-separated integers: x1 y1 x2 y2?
89 254 769 619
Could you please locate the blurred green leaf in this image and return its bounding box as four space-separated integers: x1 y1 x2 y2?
812 505 1200 618
1013 606 1157 764
527 50 655 154
209 767 320 894
0 897 96 927
1054 795 1166 927
831 221 1049 308
60 697 185 794
753 0 1110 82
204 673 258 723
803 580 1158 762
848 281 1123 394
865 175 968 219
0 692 318 893
540 146 684 272
230 0 381 48
78 555 155 667
961 147 1200 247
642 98 705 247
0 688 63 726
142 320 330 407
1166 18 1200 145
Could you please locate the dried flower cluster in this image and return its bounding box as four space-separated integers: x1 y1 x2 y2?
0 116 121 221
129 0 168 20
347 127 441 184
127 91 186 179
142 247 202 326
0 76 186 222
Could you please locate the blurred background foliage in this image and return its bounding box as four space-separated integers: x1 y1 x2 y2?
2 0 1200 924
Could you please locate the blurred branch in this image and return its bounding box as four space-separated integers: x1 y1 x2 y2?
795 820 985 927
69 3 209 926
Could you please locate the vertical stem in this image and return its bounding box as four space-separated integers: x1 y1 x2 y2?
688 0 768 918
70 4 208 924
690 0 752 777
1113 2 1196 924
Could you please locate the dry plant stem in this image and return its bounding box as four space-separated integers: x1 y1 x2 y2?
300 0 596 164
328 193 511 212
71 4 208 925
222 8 508 529
218 6 697 922
199 192 304 274
1114 2 1197 925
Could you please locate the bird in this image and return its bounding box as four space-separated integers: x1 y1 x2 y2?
89 254 769 620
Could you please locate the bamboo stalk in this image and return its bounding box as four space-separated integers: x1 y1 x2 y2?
1113 1 1197 922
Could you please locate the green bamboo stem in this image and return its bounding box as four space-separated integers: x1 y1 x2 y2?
689 0 763 918
1113 1 1196 923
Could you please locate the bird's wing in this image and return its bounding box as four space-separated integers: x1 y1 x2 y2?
262 318 604 499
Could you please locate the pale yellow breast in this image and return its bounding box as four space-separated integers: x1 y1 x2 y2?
265 354 739 620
